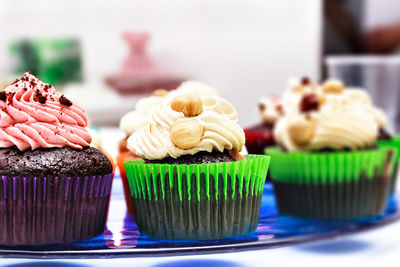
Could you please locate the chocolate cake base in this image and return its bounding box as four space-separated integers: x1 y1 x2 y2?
272 174 391 220
0 146 113 177
145 150 235 165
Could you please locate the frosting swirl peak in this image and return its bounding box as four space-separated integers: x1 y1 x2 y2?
127 91 245 160
0 72 91 151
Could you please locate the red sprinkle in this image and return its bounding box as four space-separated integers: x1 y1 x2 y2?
300 93 319 112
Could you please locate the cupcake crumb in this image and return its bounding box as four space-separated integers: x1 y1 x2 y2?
0 91 6 101
59 94 72 106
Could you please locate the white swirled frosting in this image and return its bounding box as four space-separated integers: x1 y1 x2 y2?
274 78 387 151
120 95 166 135
120 81 217 136
127 93 245 160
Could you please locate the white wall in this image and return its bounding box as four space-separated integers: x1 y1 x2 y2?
364 0 400 30
0 0 322 126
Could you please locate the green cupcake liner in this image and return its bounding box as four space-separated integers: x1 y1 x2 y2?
377 136 400 194
124 155 270 240
265 147 397 220
265 147 397 184
377 136 400 161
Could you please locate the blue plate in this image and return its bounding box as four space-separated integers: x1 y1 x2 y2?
0 176 399 258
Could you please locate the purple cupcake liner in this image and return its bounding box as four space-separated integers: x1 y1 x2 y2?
0 173 114 246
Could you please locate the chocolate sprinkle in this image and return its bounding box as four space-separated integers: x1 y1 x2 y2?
59 95 72 107
38 95 46 104
0 91 6 101
258 103 266 112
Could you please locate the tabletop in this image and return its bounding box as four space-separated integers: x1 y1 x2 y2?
0 128 399 267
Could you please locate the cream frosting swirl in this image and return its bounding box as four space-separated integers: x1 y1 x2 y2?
274 78 386 151
127 94 245 160
0 72 91 151
120 95 166 135
120 81 217 136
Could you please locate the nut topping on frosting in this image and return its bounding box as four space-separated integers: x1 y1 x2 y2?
152 89 169 97
171 93 203 117
322 79 344 94
287 116 315 146
170 118 204 149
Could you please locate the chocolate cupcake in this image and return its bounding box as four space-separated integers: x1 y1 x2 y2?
267 78 397 220
0 72 113 245
124 86 270 240
118 81 218 218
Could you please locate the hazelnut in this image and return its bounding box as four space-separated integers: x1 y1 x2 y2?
288 117 315 146
170 118 204 149
322 79 344 94
292 85 305 93
171 93 203 117
152 89 169 97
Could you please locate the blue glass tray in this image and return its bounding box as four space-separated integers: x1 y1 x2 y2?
0 176 399 259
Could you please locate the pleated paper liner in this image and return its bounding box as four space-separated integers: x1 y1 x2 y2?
0 173 114 246
377 136 400 194
124 155 270 240
265 147 397 220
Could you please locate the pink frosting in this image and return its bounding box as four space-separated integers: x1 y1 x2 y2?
0 72 92 151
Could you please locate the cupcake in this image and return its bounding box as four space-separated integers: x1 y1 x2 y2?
118 81 218 217
0 72 113 245
123 86 270 240
266 78 397 220
244 78 313 154
244 97 281 154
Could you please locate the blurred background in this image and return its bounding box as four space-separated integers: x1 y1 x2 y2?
1 0 400 131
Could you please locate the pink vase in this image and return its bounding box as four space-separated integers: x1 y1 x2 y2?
106 31 184 95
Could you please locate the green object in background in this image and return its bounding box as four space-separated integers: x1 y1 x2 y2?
10 38 83 87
